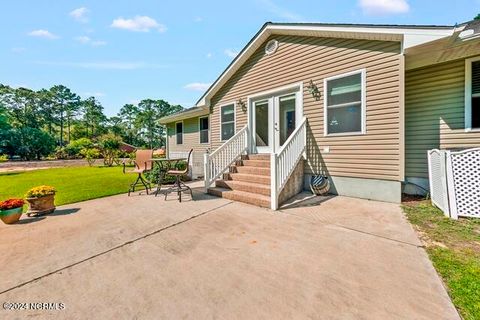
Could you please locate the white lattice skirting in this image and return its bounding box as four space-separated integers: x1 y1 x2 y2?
428 148 480 219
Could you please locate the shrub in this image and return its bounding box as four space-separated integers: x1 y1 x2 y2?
25 185 56 198
65 138 94 158
80 148 100 166
54 146 69 160
0 198 24 210
126 151 136 166
98 134 122 167
145 160 187 184
0 154 8 162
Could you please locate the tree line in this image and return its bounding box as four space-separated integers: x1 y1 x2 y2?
0 84 183 160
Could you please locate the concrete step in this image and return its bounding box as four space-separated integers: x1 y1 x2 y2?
208 187 270 208
225 173 270 185
234 166 270 176
241 159 270 168
216 179 271 196
246 154 270 161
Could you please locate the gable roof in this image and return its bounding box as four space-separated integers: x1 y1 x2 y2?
195 22 454 108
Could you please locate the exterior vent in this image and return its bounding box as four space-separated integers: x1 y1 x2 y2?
265 39 279 55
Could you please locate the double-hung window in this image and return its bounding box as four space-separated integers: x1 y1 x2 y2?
324 69 366 135
466 57 480 130
199 116 209 144
175 122 183 145
220 104 235 141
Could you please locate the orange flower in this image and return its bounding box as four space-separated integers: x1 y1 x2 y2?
0 198 24 210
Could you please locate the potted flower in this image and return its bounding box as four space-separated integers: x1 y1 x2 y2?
0 198 25 224
25 185 56 217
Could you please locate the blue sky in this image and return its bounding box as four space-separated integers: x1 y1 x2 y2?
0 0 477 116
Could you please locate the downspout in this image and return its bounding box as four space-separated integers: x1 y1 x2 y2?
399 35 406 194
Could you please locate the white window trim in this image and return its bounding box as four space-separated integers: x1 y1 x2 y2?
465 56 480 132
199 116 210 144
175 120 184 145
323 69 367 137
219 102 236 142
247 81 303 101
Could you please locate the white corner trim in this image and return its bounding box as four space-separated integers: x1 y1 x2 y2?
198 115 210 144
465 56 480 132
323 69 367 137
219 102 236 142
165 123 169 158
175 120 184 145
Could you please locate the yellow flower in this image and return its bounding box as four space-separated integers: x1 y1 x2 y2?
25 185 56 198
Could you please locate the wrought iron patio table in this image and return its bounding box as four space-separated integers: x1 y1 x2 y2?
149 158 187 196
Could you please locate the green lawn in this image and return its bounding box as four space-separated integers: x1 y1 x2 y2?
0 166 145 207
403 202 480 320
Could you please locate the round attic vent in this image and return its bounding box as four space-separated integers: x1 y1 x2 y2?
265 39 279 55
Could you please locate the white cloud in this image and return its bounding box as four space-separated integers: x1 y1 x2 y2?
75 36 107 46
206 53 212 58
32 60 168 70
184 82 211 91
224 49 239 58
75 36 91 44
70 7 89 23
28 29 59 39
359 0 409 15
257 0 303 21
111 16 166 32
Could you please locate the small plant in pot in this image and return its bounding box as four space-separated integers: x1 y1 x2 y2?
25 185 56 217
0 198 25 224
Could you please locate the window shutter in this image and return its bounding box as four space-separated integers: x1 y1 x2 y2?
472 61 480 95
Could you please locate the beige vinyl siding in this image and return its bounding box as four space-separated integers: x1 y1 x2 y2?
405 59 480 178
166 116 210 177
210 35 402 181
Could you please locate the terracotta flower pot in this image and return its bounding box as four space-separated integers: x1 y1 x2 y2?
26 194 56 217
0 207 23 224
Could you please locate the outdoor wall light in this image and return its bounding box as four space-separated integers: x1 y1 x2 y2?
307 80 321 101
237 98 247 113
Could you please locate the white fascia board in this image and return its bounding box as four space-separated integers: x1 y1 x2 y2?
159 107 209 124
268 24 452 35
267 24 453 49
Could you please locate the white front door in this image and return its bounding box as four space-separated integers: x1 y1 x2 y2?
251 88 301 154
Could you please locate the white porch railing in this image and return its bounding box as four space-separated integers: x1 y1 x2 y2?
204 125 248 191
271 117 307 210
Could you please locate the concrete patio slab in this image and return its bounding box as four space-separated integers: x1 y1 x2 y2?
0 183 459 319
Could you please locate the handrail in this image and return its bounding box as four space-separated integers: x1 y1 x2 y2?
271 117 307 210
204 125 248 191
208 125 248 158
277 117 307 156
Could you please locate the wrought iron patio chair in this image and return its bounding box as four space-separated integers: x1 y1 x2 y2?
123 149 153 196
164 149 193 202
